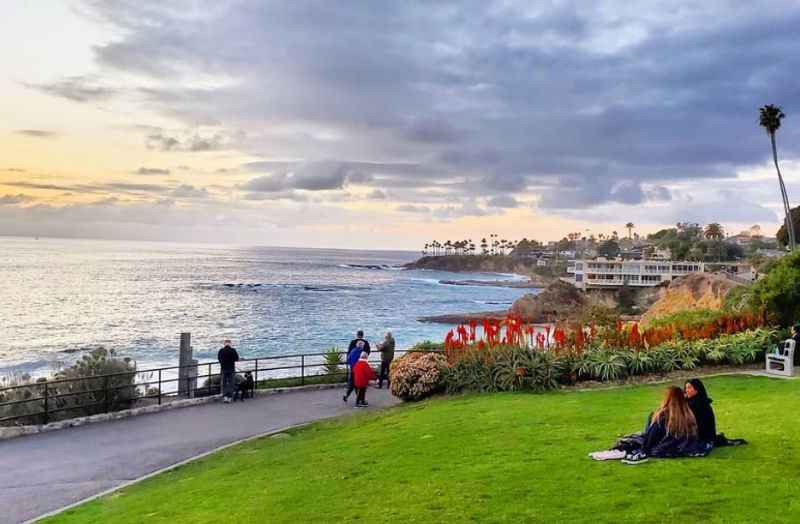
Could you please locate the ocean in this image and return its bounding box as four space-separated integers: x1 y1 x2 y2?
0 237 533 376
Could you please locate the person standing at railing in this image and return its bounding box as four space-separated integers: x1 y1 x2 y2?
217 339 239 404
343 339 366 403
376 331 395 389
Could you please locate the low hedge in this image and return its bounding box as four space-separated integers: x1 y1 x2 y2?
397 328 779 401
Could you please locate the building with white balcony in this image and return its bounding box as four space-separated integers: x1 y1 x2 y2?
565 258 756 289
565 259 710 289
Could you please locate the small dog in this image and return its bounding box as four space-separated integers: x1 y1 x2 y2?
233 371 255 401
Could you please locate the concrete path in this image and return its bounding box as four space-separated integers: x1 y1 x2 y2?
0 386 399 524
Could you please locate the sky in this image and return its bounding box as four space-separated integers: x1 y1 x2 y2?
1 0 799 250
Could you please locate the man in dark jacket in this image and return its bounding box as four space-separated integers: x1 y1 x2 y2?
343 340 365 403
348 330 371 355
217 339 239 403
377 331 395 389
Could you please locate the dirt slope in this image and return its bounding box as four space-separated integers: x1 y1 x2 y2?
640 272 741 326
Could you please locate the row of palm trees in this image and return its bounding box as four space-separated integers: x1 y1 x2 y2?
422 234 517 256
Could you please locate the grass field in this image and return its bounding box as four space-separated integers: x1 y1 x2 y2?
46 375 800 523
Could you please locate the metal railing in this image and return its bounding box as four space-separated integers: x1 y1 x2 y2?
0 349 429 426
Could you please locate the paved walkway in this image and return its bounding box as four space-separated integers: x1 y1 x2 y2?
0 387 399 524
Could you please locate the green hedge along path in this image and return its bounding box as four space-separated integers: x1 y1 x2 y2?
45 375 800 524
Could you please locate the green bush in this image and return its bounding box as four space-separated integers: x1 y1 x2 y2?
409 340 445 352
389 352 447 401
410 329 779 401
323 347 343 375
580 349 627 381
648 309 725 329
443 350 494 394
748 250 800 327
0 348 138 426
622 350 654 376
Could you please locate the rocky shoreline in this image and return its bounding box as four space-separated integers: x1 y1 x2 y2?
417 310 509 324
438 279 544 289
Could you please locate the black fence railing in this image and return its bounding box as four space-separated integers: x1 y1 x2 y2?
0 349 434 426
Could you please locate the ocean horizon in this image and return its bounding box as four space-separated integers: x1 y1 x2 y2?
0 236 531 377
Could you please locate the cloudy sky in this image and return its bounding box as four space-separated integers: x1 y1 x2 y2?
1 1 799 249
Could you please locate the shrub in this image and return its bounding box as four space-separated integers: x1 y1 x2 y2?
323 347 343 375
389 352 447 401
581 349 627 381
490 346 532 392
443 349 493 394
623 350 654 376
409 340 445 351
749 250 800 327
50 348 138 418
0 348 138 425
648 309 725 330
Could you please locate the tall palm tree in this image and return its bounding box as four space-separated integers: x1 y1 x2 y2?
704 223 725 261
626 222 634 239
760 104 795 250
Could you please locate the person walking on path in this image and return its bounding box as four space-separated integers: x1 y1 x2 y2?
343 340 366 403
348 330 371 355
377 331 395 389
352 352 377 407
217 339 239 404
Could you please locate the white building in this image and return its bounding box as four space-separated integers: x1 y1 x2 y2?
565 258 755 289
566 259 701 289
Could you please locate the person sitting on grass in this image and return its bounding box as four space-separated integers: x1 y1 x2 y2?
352 351 376 408
685 378 716 452
622 386 702 465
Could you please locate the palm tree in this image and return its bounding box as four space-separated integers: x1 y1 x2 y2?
626 222 634 239
704 223 725 261
760 104 795 250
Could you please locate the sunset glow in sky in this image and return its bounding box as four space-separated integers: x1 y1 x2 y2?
2 1 799 249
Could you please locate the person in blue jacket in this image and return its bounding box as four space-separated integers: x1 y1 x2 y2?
342 340 365 403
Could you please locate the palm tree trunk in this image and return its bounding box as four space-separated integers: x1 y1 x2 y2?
772 133 796 250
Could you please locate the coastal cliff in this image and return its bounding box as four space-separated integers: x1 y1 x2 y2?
405 255 556 287
640 272 741 326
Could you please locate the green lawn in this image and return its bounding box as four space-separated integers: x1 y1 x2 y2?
47 375 800 523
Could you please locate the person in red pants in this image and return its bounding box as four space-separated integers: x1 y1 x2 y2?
352 352 377 407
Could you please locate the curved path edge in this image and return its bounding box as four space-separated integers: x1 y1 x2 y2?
24 422 311 524
1 386 399 524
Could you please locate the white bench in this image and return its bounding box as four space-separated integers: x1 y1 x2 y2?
766 339 795 377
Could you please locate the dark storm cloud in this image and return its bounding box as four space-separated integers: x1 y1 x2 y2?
27 76 117 103
0 194 33 205
487 195 519 208
5 180 208 200
144 129 228 152
16 130 58 139
135 167 171 176
75 1 800 210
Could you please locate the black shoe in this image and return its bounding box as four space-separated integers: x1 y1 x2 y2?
343 395 348 403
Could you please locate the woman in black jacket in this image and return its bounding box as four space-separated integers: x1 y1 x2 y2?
685 378 716 451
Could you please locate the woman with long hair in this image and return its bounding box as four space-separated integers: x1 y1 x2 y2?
623 386 700 464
